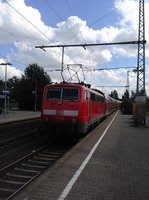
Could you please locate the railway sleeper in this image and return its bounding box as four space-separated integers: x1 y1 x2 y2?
0 180 20 190
33 156 55 161
28 159 51 165
6 172 32 180
14 167 40 174
21 163 46 169
0 187 16 198
38 153 61 158
0 178 25 186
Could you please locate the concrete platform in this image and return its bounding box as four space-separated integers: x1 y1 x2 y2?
12 111 149 200
0 110 41 124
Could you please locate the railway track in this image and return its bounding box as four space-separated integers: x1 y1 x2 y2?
0 119 45 170
0 118 72 199
0 129 39 155
0 143 70 199
0 116 96 199
0 118 40 141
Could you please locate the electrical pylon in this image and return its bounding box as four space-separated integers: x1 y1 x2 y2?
136 0 146 96
133 0 146 125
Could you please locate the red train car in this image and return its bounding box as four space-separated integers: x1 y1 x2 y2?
40 82 120 141
105 95 117 116
41 83 105 139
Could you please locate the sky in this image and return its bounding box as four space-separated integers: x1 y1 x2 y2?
0 0 149 98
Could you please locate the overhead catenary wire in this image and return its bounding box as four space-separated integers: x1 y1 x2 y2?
35 40 145 73
42 0 94 69
43 0 63 21
1 0 63 65
89 3 121 27
43 0 97 51
63 0 101 65
61 0 134 69
43 0 86 45
36 40 145 49
64 0 74 16
45 66 136 72
1 0 143 89
3 0 53 43
1 0 128 68
0 3 44 43
0 27 16 38
0 53 28 71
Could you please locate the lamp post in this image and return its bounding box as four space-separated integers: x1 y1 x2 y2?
34 79 37 111
0 63 12 118
32 79 37 111
127 71 130 93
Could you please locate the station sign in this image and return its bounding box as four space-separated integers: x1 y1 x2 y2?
2 90 10 94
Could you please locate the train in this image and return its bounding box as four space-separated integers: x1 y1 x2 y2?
40 82 121 142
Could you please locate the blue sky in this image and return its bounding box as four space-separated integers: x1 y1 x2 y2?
0 0 149 97
25 0 117 27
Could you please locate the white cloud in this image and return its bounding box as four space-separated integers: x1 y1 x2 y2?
0 0 54 43
0 0 149 97
0 59 23 80
115 0 139 29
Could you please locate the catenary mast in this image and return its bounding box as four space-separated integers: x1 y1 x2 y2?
133 0 146 125
136 0 146 96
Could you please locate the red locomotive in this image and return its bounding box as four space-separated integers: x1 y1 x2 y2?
40 82 120 141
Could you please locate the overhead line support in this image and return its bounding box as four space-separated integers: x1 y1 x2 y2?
35 40 145 49
136 0 146 96
35 40 146 72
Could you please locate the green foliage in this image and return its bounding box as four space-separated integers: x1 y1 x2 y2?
19 64 52 110
130 91 136 100
7 76 20 100
121 89 135 114
0 78 4 92
123 89 129 100
7 64 52 110
146 97 149 112
121 100 132 114
109 90 119 100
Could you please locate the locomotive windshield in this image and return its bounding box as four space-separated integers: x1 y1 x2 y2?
62 88 78 100
46 88 61 99
46 88 79 100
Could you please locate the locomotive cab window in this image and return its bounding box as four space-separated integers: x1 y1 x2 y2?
46 88 61 100
46 87 79 100
62 88 79 100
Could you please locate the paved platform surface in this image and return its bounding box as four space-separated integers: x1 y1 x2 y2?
0 110 41 124
12 112 149 200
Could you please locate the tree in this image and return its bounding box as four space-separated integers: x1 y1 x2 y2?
109 90 119 100
122 89 129 100
121 89 133 114
147 97 149 113
130 90 136 100
7 76 20 101
17 64 52 110
0 78 4 93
